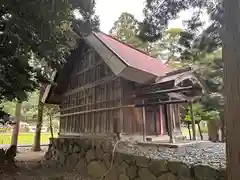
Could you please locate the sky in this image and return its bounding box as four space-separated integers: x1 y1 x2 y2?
94 0 208 34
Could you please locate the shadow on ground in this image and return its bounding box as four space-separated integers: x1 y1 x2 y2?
1 150 89 180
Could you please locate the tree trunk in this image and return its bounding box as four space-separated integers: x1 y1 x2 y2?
207 120 220 142
223 0 240 179
49 114 54 139
11 102 22 146
220 111 225 142
32 86 45 151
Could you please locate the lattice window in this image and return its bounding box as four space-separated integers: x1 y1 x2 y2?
96 65 101 81
105 64 111 76
95 52 101 64
100 64 105 78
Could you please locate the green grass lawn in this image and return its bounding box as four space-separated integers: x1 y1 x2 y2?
0 127 206 145
0 133 56 145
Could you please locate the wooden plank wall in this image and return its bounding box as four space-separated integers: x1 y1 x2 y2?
121 79 143 134
59 47 122 135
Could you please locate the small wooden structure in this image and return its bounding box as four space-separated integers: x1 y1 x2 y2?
43 31 205 142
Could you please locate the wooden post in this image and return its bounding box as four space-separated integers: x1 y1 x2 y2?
119 88 124 136
153 106 158 136
159 105 163 135
166 104 175 143
142 100 146 142
189 102 197 140
224 0 240 178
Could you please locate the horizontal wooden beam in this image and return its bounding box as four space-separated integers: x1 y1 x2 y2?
134 99 189 107
57 99 188 118
64 75 117 96
56 106 122 118
135 86 194 97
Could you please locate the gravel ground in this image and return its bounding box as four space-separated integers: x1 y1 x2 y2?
118 141 226 169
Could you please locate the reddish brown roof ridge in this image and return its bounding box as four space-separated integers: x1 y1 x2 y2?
101 31 158 58
93 31 170 77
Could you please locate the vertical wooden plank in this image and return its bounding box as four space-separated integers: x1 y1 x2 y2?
166 104 175 143
59 118 63 133
159 106 163 135
142 100 146 142
154 106 158 136
72 116 75 133
92 67 96 134
104 83 107 134
80 114 83 133
75 115 78 133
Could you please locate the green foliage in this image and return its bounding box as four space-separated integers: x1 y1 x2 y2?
0 0 99 112
1 90 60 124
140 0 222 51
185 103 203 122
140 1 223 121
185 103 220 122
110 12 184 63
109 12 158 56
0 133 55 145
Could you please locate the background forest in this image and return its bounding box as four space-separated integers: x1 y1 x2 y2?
109 11 223 127
0 0 224 143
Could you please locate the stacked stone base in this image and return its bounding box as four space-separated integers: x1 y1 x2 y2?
47 138 226 180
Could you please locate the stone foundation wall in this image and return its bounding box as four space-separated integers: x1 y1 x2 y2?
47 138 226 180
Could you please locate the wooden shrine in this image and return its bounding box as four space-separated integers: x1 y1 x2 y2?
42 31 205 142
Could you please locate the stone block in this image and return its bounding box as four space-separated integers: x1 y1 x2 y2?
103 153 111 168
72 143 81 153
95 140 103 150
157 172 177 180
168 161 192 178
63 143 69 154
86 149 96 163
114 152 124 165
118 161 129 174
193 164 220 180
121 153 136 165
68 154 78 168
81 140 92 152
136 156 150 168
87 161 107 179
149 159 168 176
57 153 66 166
75 158 87 172
102 141 113 153
119 174 130 180
134 178 141 180
138 168 156 180
96 147 104 161
105 164 118 180
126 165 138 179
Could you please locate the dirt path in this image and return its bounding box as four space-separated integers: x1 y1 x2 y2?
1 151 89 180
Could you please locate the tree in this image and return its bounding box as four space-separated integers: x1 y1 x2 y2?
110 12 183 61
223 0 240 178
110 13 145 49
0 0 99 116
140 0 224 127
32 86 45 151
11 102 22 146
140 0 222 45
44 104 59 138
